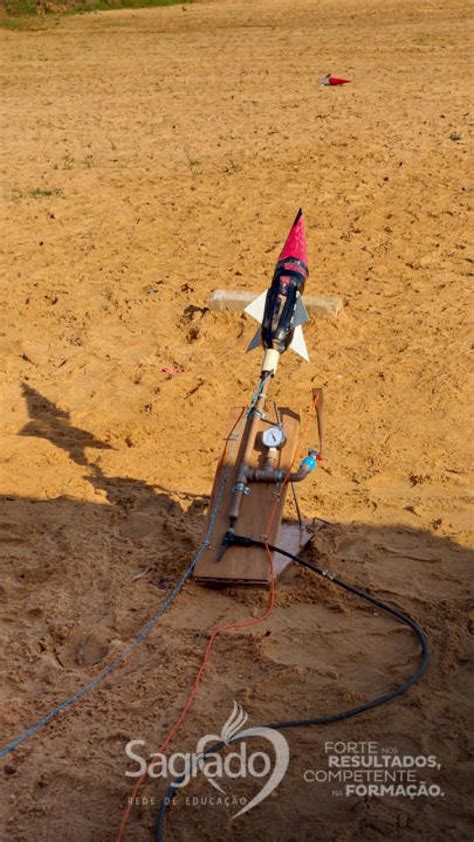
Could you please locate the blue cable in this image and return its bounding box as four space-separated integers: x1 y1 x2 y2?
0 569 196 759
247 371 271 417
0 412 246 760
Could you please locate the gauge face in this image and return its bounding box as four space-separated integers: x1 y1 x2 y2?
262 425 286 449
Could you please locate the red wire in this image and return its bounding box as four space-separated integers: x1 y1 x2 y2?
117 542 276 841
117 394 319 840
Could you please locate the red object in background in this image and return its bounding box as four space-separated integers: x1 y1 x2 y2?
328 75 351 86
160 366 185 375
319 73 352 87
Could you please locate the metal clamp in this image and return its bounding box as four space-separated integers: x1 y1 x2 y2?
249 408 266 420
232 482 251 495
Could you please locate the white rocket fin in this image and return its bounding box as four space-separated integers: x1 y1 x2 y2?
293 295 309 327
244 288 309 359
289 325 310 362
244 290 268 323
246 327 262 353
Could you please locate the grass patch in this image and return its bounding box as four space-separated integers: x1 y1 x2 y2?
83 0 188 9
12 187 65 200
4 0 37 15
184 148 202 178
0 15 53 29
1 0 190 26
226 158 242 174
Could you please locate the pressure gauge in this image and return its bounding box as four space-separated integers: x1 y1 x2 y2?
262 425 286 449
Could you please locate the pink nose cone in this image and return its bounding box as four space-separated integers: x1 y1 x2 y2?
277 209 308 269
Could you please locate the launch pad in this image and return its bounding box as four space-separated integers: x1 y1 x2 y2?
193 406 314 586
193 209 326 588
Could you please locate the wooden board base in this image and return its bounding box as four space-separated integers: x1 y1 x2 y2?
274 521 313 577
193 406 309 586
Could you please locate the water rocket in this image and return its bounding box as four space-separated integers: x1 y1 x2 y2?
193 209 323 585
244 209 310 372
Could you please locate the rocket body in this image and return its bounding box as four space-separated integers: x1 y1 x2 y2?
245 209 311 366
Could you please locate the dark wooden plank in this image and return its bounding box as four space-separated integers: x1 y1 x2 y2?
194 406 301 585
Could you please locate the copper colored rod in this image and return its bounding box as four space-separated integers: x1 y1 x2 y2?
228 373 272 525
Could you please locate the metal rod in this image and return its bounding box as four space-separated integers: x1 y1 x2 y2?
291 482 304 529
228 370 272 525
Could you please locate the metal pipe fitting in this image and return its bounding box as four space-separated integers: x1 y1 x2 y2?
247 450 319 484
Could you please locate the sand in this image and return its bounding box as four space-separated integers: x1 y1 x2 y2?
0 0 473 839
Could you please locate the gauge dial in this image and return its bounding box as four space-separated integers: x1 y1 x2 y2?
262 425 286 449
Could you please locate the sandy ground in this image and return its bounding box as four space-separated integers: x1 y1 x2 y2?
1 0 473 839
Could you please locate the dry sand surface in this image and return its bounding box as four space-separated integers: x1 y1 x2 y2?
1 0 473 839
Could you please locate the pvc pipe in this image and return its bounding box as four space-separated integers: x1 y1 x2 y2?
262 348 280 375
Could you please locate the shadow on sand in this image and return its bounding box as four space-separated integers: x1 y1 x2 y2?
0 386 472 841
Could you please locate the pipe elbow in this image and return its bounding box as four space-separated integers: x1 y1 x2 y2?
247 452 319 485
289 451 319 482
288 466 310 483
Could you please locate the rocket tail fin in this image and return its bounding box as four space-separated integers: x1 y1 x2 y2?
289 325 310 361
246 327 262 353
244 291 268 323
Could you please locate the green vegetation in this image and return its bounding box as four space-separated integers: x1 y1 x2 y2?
79 0 187 10
1 0 189 29
1 16 39 27
12 187 64 200
4 0 37 15
226 158 242 174
184 149 202 178
62 152 74 170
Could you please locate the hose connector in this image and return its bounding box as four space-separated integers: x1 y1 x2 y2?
300 450 319 474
